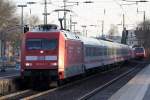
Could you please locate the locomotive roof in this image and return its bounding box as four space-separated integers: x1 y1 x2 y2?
31 24 60 32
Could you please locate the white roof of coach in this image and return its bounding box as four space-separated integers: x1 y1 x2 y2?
79 36 101 46
67 32 130 50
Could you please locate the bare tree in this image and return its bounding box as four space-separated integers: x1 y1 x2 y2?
24 14 40 28
29 15 40 27
135 20 150 47
0 0 20 59
135 20 150 57
0 0 16 27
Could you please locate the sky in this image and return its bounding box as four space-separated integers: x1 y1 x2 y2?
12 0 150 37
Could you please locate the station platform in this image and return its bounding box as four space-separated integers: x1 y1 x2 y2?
0 68 20 95
109 64 150 100
0 68 20 79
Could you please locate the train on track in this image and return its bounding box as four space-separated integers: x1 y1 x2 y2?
21 24 135 87
134 47 145 59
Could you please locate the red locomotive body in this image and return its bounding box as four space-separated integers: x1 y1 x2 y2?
21 25 84 86
134 47 145 59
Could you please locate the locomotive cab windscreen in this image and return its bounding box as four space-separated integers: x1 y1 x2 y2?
24 36 59 69
134 47 144 53
26 38 57 50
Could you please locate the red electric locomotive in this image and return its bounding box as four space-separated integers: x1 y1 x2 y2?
21 24 84 86
134 47 145 59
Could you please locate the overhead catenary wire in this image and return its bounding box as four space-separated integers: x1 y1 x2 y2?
113 0 137 27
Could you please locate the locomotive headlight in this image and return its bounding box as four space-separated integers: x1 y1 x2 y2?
51 62 58 66
25 63 32 66
40 50 44 54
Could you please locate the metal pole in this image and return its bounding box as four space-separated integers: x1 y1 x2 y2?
0 39 1 58
102 9 105 37
21 7 24 33
0 29 2 58
86 30 87 37
70 15 72 31
18 5 27 33
72 22 77 33
82 25 86 36
123 14 125 29
143 11 146 30
27 2 36 15
1 32 5 72
44 0 48 25
29 4 31 15
74 24 75 33
144 11 145 22
63 0 67 30
102 20 104 37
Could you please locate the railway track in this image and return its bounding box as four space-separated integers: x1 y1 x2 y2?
19 61 145 100
0 89 39 100
0 69 104 99
78 67 137 100
78 62 148 100
0 60 146 100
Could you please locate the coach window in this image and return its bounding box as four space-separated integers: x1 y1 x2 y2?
104 47 107 56
101 47 104 56
98 48 101 56
118 49 120 56
103 48 105 56
86 47 89 56
89 47 91 57
111 48 113 56
87 47 90 56
97 47 99 56
88 47 90 56
122 49 124 55
86 48 88 56
94 47 96 56
91 47 93 56
109 48 111 56
112 48 114 56
107 48 109 55
108 48 110 56
86 47 88 56
102 47 105 56
94 48 96 56
119 48 121 55
95 48 97 56
118 49 121 55
98 47 101 56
